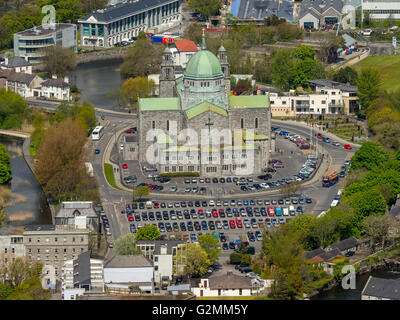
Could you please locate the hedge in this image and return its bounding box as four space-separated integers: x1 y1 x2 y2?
160 172 200 177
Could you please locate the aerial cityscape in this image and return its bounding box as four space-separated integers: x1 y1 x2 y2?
0 0 400 304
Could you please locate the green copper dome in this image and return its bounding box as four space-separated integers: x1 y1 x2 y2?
184 50 223 79
184 31 223 79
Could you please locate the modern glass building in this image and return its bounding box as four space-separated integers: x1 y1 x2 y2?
13 23 77 64
78 0 182 48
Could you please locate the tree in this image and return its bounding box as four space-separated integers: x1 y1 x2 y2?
357 67 382 112
187 0 222 19
198 234 221 262
183 22 203 44
133 186 150 201
41 45 77 78
175 243 211 278
120 37 164 79
350 142 389 171
0 144 11 184
294 45 315 60
114 233 140 255
118 77 155 110
316 35 345 64
0 88 27 129
235 79 250 94
333 67 358 85
136 225 161 241
269 48 296 91
280 182 301 198
363 214 390 248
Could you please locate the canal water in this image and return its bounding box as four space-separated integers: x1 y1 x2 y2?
69 59 124 110
1 136 51 226
311 269 400 300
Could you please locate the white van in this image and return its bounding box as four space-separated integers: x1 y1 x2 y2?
146 201 152 209
289 205 295 216
331 200 339 207
283 207 289 216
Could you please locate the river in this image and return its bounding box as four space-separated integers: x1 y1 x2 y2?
311 269 400 300
69 59 124 110
1 136 51 226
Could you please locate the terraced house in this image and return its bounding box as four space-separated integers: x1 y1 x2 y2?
78 0 182 48
138 33 271 177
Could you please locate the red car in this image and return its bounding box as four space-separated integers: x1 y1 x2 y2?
344 144 353 150
198 209 204 214
229 220 236 229
218 208 224 214
125 129 135 134
127 214 134 222
236 221 243 228
122 163 128 169
268 207 275 216
316 133 323 139
153 202 159 208
212 211 219 218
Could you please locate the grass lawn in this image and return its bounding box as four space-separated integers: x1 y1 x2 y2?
104 163 120 190
352 55 400 93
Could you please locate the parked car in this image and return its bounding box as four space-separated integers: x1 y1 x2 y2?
344 144 353 150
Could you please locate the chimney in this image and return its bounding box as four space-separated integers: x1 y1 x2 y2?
4 57 8 66
52 74 57 79
24 55 29 62
64 76 69 83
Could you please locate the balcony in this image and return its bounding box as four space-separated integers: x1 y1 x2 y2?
328 103 345 108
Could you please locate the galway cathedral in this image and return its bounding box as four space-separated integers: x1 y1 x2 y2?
137 33 271 177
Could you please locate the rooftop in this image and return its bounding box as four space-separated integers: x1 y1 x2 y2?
328 237 358 252
299 0 343 19
16 23 75 37
104 254 153 268
2 56 31 68
6 71 36 85
362 276 400 300
139 97 180 111
389 194 400 218
185 102 228 120
229 95 269 109
307 79 358 92
136 240 185 255
208 272 252 290
56 201 97 219
174 39 198 52
79 0 175 23
41 78 70 89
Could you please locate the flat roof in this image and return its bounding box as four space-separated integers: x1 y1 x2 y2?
16 23 75 37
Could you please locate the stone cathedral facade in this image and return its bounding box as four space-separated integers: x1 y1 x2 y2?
138 33 271 177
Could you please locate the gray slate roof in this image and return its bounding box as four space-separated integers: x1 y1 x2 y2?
56 201 97 219
136 240 184 255
307 79 358 92
79 0 175 23
319 247 343 261
235 0 294 21
363 276 400 300
73 251 92 287
208 272 252 290
389 196 400 218
104 254 153 268
305 247 326 260
328 237 358 252
41 78 70 89
6 71 36 85
299 0 343 20
3 56 31 68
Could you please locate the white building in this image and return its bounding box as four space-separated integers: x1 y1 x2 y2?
62 251 104 300
191 272 253 297
136 240 186 283
36 77 72 101
54 201 99 231
170 39 199 69
1 56 32 74
0 227 25 263
362 0 400 21
103 254 154 294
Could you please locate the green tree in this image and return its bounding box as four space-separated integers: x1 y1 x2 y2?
176 243 211 277
188 0 222 19
0 88 27 129
269 48 296 91
357 67 382 112
41 45 77 78
120 37 164 79
198 234 221 262
136 225 161 240
133 186 150 201
362 214 391 247
294 45 315 60
114 233 139 255
333 67 358 85
118 77 155 110
0 144 11 184
350 142 389 171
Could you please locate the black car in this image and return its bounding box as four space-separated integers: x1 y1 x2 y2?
195 201 201 207
156 212 162 220
222 243 229 250
134 213 141 221
142 212 148 221
202 201 208 207
194 221 201 231
187 221 194 231
139 203 145 210
132 203 138 210
212 177 218 183
220 178 225 183
278 199 284 205
345 251 355 257
188 201 193 207
205 178 211 183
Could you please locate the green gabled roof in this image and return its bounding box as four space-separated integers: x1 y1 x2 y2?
229 95 269 109
242 130 269 141
186 102 228 120
223 144 259 151
156 133 173 144
140 97 180 111
164 146 199 152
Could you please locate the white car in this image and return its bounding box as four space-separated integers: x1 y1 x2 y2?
120 143 124 150
331 199 339 207
283 207 289 216
170 186 177 192
209 200 215 206
260 183 269 189
362 29 372 36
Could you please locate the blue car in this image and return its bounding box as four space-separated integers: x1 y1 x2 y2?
95 149 100 154
306 198 312 203
226 177 232 183
279 130 289 136
243 200 249 206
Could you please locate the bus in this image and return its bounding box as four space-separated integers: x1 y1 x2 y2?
322 172 339 187
92 126 104 141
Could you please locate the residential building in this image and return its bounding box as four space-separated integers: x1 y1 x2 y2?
23 225 89 280
170 39 198 69
1 56 32 74
191 272 253 297
61 251 104 300
35 77 72 101
306 247 345 275
362 0 400 21
54 201 99 232
167 283 191 295
0 227 25 263
14 23 77 64
327 236 359 254
299 0 343 30
78 0 182 48
362 276 400 300
103 254 154 294
136 240 186 282
5 71 42 98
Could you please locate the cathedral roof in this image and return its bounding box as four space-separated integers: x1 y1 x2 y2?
229 95 269 109
185 102 228 120
139 97 180 111
184 31 223 80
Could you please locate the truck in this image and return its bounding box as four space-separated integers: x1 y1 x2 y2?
322 172 339 187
